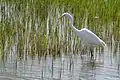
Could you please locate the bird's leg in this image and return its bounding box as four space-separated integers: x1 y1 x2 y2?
90 47 94 59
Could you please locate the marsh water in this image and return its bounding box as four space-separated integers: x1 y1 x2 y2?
1 0 120 80
0 42 120 80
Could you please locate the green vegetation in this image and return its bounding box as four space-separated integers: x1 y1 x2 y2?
0 0 120 60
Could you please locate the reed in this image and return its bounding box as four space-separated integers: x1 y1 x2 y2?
0 0 120 61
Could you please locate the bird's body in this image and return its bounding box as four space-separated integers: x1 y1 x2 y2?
59 12 106 58
77 28 106 47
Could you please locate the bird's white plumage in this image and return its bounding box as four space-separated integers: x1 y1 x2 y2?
60 12 106 47
78 28 104 46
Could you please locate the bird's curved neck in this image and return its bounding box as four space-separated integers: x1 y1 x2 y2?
69 20 79 33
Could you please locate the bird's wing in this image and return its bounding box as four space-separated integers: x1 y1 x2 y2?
78 28 103 45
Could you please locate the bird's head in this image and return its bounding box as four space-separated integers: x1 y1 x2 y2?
58 12 74 24
59 13 73 20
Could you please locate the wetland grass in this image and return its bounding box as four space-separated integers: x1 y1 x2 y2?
0 0 120 61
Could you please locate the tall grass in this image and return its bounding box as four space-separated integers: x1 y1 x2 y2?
0 0 120 61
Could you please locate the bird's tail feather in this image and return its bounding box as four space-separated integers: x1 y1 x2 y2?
101 40 106 47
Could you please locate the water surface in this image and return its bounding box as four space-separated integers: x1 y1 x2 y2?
0 43 120 80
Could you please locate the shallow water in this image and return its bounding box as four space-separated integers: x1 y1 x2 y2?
0 43 120 80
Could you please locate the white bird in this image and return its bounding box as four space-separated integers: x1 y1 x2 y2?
59 12 106 58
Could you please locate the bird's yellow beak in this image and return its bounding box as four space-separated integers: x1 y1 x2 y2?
58 14 66 20
58 15 63 20
56 15 64 26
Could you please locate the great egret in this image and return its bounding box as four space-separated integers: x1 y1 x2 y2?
59 13 106 58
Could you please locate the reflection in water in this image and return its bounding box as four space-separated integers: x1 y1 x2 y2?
0 43 120 80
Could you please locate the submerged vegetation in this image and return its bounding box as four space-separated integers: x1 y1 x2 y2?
0 0 120 61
